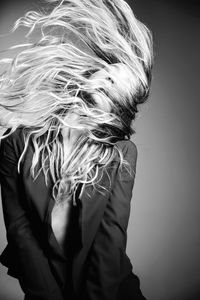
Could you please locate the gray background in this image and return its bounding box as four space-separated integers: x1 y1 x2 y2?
0 0 200 299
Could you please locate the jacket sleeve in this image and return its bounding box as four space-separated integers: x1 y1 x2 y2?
84 140 139 300
0 132 64 300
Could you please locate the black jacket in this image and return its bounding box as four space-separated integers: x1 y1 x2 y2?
0 128 142 300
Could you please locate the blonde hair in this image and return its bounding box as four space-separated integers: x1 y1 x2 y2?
0 0 153 204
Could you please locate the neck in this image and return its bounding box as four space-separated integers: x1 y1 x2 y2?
62 127 82 159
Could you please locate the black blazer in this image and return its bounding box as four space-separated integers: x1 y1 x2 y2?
0 128 141 300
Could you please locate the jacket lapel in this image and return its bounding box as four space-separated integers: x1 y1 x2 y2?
43 176 111 292
79 182 110 249
46 181 110 258
72 167 116 293
43 162 118 294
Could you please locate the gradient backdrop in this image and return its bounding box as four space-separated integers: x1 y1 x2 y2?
0 1 200 299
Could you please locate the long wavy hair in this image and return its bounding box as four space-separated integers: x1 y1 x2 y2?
0 0 153 204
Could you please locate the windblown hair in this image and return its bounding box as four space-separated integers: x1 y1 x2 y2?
0 0 153 204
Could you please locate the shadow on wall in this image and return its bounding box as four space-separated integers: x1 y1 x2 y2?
0 190 24 299
127 0 200 300
0 265 24 300
152 0 200 18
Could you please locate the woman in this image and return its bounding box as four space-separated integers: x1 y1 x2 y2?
0 0 153 299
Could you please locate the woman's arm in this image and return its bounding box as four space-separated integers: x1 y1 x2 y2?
0 132 64 300
84 141 139 300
